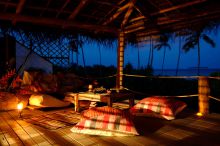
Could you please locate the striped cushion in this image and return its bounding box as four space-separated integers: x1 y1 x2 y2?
82 106 123 118
130 96 187 120
71 107 138 136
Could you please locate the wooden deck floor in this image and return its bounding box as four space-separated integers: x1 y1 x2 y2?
0 103 220 146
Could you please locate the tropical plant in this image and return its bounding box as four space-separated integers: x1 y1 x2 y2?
69 38 84 67
147 36 154 69
182 28 215 75
176 36 182 76
154 34 171 75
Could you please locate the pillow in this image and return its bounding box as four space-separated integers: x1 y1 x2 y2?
29 94 70 107
0 92 19 111
130 96 187 120
71 106 139 136
82 106 123 118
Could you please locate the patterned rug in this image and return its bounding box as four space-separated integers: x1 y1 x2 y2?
23 110 81 130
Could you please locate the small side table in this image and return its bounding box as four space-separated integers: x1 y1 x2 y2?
65 92 135 112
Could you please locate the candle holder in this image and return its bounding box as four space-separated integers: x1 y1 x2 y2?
88 84 93 92
17 102 23 118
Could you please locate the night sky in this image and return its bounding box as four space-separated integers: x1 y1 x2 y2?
76 32 220 70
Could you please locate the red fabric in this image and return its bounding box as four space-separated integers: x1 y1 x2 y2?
82 106 123 118
130 96 187 120
71 106 139 136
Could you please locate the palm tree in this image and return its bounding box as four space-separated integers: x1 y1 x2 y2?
154 34 171 75
182 29 215 75
176 36 182 76
147 36 154 68
69 38 84 67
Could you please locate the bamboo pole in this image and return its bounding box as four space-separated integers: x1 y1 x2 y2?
116 31 125 90
198 76 210 115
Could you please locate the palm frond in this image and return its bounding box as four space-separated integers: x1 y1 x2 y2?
202 34 215 48
154 44 163 50
182 41 197 52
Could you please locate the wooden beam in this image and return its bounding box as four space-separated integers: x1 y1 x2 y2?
40 0 52 17
68 0 89 20
0 13 119 34
103 2 130 25
97 0 125 24
13 0 26 25
121 0 136 28
56 0 70 18
125 20 144 30
129 16 146 23
16 0 26 14
151 0 207 16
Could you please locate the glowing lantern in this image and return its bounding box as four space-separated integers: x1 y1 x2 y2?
17 102 23 118
196 112 203 117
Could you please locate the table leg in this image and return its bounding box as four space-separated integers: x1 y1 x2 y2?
74 94 79 112
107 96 113 107
129 97 134 107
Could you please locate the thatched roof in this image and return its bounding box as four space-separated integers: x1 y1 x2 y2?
0 0 220 44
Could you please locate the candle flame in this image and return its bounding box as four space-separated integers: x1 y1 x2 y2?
196 112 203 117
17 102 23 110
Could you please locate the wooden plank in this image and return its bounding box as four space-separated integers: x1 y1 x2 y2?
103 2 130 25
1 107 220 145
0 126 10 146
56 0 70 18
121 0 136 27
68 0 89 20
1 112 37 145
150 0 207 16
16 0 26 14
0 13 119 34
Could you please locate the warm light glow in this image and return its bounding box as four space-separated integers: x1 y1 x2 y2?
17 102 23 110
196 112 203 117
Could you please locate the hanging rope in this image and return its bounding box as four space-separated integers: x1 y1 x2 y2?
209 96 220 102
123 87 198 98
76 74 116 80
208 76 220 80
123 73 199 79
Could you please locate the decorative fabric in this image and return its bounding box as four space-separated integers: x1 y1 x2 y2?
82 106 123 118
0 92 19 111
24 110 80 130
71 106 138 136
130 96 187 120
29 94 70 107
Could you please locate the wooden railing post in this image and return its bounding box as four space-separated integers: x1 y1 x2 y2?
198 76 210 115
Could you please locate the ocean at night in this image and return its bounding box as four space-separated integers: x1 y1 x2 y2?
154 68 220 76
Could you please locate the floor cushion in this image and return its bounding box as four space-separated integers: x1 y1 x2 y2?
71 106 139 136
130 96 187 120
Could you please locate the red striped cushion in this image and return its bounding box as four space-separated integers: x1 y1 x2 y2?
130 96 187 120
82 106 123 118
71 107 138 136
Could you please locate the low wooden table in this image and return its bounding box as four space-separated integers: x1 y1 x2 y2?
65 92 134 112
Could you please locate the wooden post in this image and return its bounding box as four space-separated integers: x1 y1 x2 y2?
198 76 210 115
116 31 125 90
74 94 79 112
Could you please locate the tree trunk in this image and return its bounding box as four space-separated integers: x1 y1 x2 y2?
137 48 140 69
81 47 86 68
161 47 166 75
98 45 102 66
150 39 154 66
198 39 200 76
176 37 181 76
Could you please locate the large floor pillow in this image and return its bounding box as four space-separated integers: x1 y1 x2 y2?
71 106 139 136
0 92 19 111
130 96 187 120
29 94 70 107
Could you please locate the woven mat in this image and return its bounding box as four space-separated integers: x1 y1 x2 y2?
23 110 81 130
